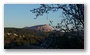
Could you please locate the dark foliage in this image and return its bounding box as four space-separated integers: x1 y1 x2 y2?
40 31 84 49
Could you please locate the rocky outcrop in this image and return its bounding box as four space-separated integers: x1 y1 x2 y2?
24 24 53 32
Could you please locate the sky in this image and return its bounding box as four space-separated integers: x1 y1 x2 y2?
4 4 63 28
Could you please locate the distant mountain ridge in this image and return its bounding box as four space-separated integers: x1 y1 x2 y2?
24 24 53 32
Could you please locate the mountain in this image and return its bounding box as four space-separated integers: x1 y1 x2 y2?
24 24 53 32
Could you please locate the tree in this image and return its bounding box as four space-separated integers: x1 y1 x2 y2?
30 4 84 49
30 4 84 31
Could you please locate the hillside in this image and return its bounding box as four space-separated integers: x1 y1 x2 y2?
4 28 50 49
4 26 84 49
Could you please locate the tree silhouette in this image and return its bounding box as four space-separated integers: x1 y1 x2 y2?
30 4 84 49
30 4 84 31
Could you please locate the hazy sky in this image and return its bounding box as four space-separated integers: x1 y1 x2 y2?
4 4 63 28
